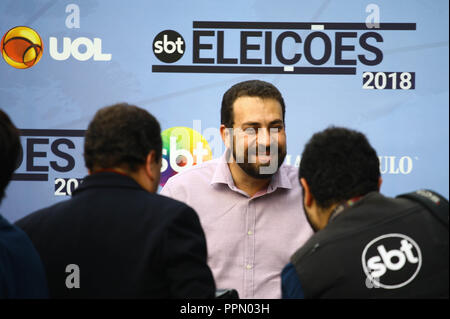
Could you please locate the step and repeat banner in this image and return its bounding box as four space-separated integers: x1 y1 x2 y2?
1 0 448 222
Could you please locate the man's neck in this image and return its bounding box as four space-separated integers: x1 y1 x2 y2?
90 166 154 193
228 161 271 198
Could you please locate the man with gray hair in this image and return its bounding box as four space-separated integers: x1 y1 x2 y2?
16 103 215 298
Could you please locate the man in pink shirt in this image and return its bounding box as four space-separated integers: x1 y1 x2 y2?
161 80 313 298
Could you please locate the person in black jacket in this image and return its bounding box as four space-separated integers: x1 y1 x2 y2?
15 103 216 298
0 109 48 298
282 126 448 298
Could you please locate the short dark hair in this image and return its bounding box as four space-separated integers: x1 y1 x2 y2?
84 103 162 172
0 109 21 205
299 127 380 208
221 80 286 128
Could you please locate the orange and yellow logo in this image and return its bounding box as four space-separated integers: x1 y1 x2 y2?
1 26 43 69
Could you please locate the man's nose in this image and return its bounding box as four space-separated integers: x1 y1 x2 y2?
257 128 272 147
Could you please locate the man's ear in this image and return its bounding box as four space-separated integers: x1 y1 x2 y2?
220 124 230 148
377 176 383 191
300 178 313 207
144 150 157 181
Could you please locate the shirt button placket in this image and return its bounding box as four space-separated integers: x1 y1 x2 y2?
243 200 249 299
245 199 256 298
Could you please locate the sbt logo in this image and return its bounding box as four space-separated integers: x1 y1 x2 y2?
160 127 212 187
153 30 185 63
362 233 422 289
49 37 111 61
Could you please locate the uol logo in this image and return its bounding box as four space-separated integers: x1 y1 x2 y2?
362 233 422 289
50 4 111 62
49 37 111 61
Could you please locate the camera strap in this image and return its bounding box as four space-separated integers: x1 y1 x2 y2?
397 189 449 229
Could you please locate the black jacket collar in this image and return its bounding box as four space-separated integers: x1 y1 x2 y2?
73 172 144 195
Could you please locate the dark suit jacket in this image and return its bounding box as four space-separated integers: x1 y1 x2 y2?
0 214 48 298
15 172 215 298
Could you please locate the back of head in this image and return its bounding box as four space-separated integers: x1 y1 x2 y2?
84 103 162 172
299 126 380 208
221 79 286 128
0 109 21 205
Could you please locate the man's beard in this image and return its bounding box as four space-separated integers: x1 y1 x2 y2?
232 143 286 179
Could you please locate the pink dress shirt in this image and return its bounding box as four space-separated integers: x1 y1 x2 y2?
160 153 313 298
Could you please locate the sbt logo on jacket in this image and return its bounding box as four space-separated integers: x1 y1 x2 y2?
362 233 422 289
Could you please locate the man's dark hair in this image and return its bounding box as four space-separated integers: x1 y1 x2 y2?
221 80 286 128
299 126 380 208
0 109 21 205
84 103 162 172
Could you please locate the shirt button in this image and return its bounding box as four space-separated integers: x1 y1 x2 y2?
247 230 253 235
246 264 252 270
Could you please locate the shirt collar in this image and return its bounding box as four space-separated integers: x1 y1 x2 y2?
210 150 293 194
210 151 234 187
270 164 292 191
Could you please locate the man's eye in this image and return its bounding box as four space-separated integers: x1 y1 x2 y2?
245 129 257 135
271 126 283 132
